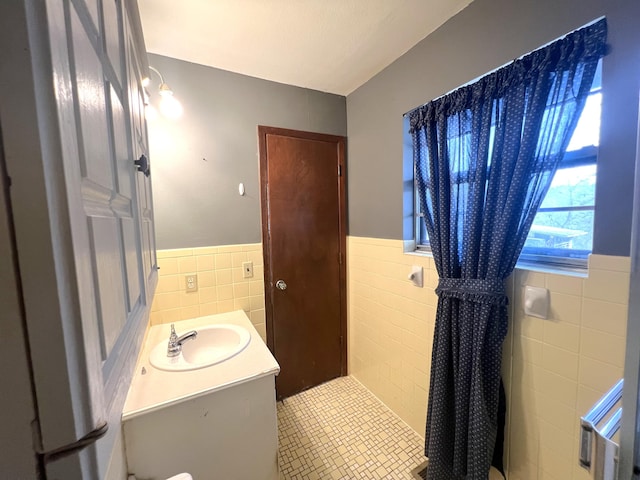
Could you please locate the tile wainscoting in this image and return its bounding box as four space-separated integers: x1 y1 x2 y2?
505 257 629 480
150 237 628 479
151 244 267 341
347 236 438 435
347 236 629 480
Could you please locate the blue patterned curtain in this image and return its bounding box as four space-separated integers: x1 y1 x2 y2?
409 20 607 479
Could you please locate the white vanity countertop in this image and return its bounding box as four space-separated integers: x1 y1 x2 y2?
122 310 280 420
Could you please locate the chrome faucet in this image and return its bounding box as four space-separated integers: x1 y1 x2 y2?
167 324 198 357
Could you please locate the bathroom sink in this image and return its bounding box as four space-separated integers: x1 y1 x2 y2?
149 324 251 372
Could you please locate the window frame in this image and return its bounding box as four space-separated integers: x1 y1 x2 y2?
409 62 602 271
517 144 597 269
413 145 598 270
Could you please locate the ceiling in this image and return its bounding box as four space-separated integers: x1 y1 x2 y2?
138 0 473 96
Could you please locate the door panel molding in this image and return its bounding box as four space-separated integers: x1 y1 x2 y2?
0 0 155 476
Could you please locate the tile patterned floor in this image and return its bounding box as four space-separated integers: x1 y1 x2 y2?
277 376 427 480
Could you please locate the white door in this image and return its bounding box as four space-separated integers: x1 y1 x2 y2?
0 0 155 477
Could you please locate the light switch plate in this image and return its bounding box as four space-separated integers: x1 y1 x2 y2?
185 274 198 292
242 261 254 278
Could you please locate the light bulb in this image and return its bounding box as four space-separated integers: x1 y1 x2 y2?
158 83 173 97
159 95 183 119
145 104 158 121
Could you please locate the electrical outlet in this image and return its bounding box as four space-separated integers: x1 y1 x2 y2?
242 261 254 278
185 274 198 292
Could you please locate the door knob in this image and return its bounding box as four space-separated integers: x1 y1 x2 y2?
134 154 151 177
275 279 287 290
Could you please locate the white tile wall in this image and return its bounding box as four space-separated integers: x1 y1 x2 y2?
347 236 630 479
151 243 267 341
506 256 629 480
148 236 628 479
348 236 438 434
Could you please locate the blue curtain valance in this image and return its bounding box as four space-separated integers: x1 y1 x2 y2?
408 19 607 132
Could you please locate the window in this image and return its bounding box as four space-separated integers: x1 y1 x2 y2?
412 62 602 269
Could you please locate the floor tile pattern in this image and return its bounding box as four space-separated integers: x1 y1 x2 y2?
277 376 427 479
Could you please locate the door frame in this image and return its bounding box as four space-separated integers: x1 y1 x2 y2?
619 91 640 479
257 125 348 379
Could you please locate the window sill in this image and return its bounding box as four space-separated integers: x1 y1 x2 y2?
403 239 433 258
403 245 588 278
405 249 433 258
514 260 587 278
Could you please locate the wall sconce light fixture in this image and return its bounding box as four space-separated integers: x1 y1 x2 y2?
143 66 183 119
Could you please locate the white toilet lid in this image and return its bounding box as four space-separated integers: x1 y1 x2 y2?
130 474 192 480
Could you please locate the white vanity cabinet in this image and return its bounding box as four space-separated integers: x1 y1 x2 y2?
0 0 155 477
122 311 281 480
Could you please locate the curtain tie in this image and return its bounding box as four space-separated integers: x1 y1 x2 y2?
436 277 508 306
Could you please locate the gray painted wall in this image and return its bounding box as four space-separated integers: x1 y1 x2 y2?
346 0 640 256
148 54 347 249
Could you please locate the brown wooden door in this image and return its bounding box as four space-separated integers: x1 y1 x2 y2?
259 126 347 400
